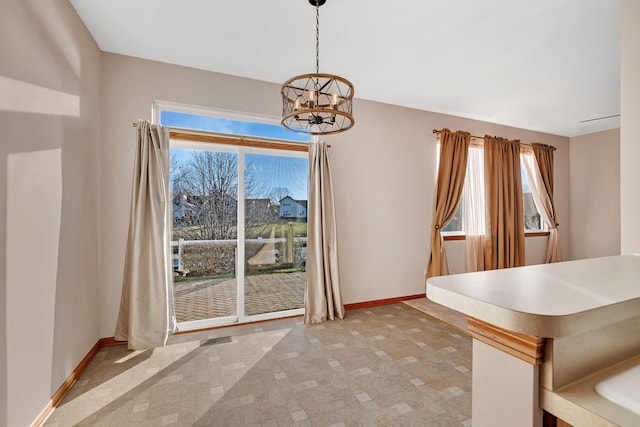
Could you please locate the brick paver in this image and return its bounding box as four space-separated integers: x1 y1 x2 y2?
173 272 305 322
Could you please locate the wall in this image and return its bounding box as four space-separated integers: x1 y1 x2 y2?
100 53 570 335
329 102 569 304
569 129 621 260
99 54 284 337
620 0 640 253
0 1 101 425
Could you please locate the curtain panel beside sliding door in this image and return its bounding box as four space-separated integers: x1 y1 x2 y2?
115 120 177 350
305 141 344 323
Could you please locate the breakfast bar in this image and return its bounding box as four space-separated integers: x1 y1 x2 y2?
426 255 640 427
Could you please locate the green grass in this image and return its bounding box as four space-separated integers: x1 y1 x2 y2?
245 221 307 239
173 221 307 241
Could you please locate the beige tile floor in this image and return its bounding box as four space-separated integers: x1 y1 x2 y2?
44 304 471 426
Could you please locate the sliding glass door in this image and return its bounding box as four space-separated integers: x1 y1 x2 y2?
170 145 240 328
169 142 307 330
243 152 307 317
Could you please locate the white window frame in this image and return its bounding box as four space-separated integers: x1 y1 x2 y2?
158 102 308 331
437 142 548 237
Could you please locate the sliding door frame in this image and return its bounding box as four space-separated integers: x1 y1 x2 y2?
155 102 308 332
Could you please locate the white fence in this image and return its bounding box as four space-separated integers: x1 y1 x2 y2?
171 237 307 273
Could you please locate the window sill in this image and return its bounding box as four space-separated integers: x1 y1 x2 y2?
524 231 550 237
443 231 550 241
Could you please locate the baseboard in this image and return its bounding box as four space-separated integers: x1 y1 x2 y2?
344 293 426 311
31 337 125 427
99 336 127 347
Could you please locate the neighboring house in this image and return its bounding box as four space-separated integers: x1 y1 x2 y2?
174 194 278 224
172 193 238 223
172 194 282 223
279 196 307 219
172 194 198 221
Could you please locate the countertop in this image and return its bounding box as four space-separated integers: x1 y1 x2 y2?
426 255 640 337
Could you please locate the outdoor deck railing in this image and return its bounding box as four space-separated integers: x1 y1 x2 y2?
171 237 307 273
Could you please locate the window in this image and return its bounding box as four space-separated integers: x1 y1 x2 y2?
159 104 310 330
160 109 310 143
521 164 542 231
438 144 546 235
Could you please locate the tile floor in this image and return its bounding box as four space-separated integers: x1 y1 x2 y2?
44 304 471 426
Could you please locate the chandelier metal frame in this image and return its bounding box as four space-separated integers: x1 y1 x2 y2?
281 0 355 135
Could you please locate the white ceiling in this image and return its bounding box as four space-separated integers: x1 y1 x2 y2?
69 0 620 137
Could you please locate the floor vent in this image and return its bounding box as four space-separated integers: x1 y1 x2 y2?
200 336 232 346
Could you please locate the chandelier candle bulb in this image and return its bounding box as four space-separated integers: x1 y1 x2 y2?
308 90 315 107
331 93 338 107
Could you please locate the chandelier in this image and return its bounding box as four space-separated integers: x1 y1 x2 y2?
281 0 355 135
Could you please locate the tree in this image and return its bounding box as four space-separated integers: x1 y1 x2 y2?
173 151 239 240
171 151 267 240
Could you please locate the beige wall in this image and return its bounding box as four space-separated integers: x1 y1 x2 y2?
99 54 287 337
100 53 571 335
621 0 640 253
0 1 102 425
327 101 569 302
569 129 621 260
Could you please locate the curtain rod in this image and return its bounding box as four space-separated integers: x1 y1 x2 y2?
432 128 556 151
132 121 318 148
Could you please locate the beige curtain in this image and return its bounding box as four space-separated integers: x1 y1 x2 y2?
427 130 471 278
462 145 485 272
304 140 344 324
532 143 561 262
483 136 525 270
115 120 177 349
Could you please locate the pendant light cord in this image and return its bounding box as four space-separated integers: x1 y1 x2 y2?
315 4 320 74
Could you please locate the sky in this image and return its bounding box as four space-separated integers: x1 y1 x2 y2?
161 111 310 142
163 111 309 200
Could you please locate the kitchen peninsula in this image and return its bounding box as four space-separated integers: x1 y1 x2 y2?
427 255 640 427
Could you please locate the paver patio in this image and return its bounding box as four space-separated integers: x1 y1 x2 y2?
173 272 305 322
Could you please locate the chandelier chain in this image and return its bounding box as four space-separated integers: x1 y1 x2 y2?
315 4 320 74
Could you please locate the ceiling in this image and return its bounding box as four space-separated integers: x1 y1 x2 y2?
69 0 620 137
